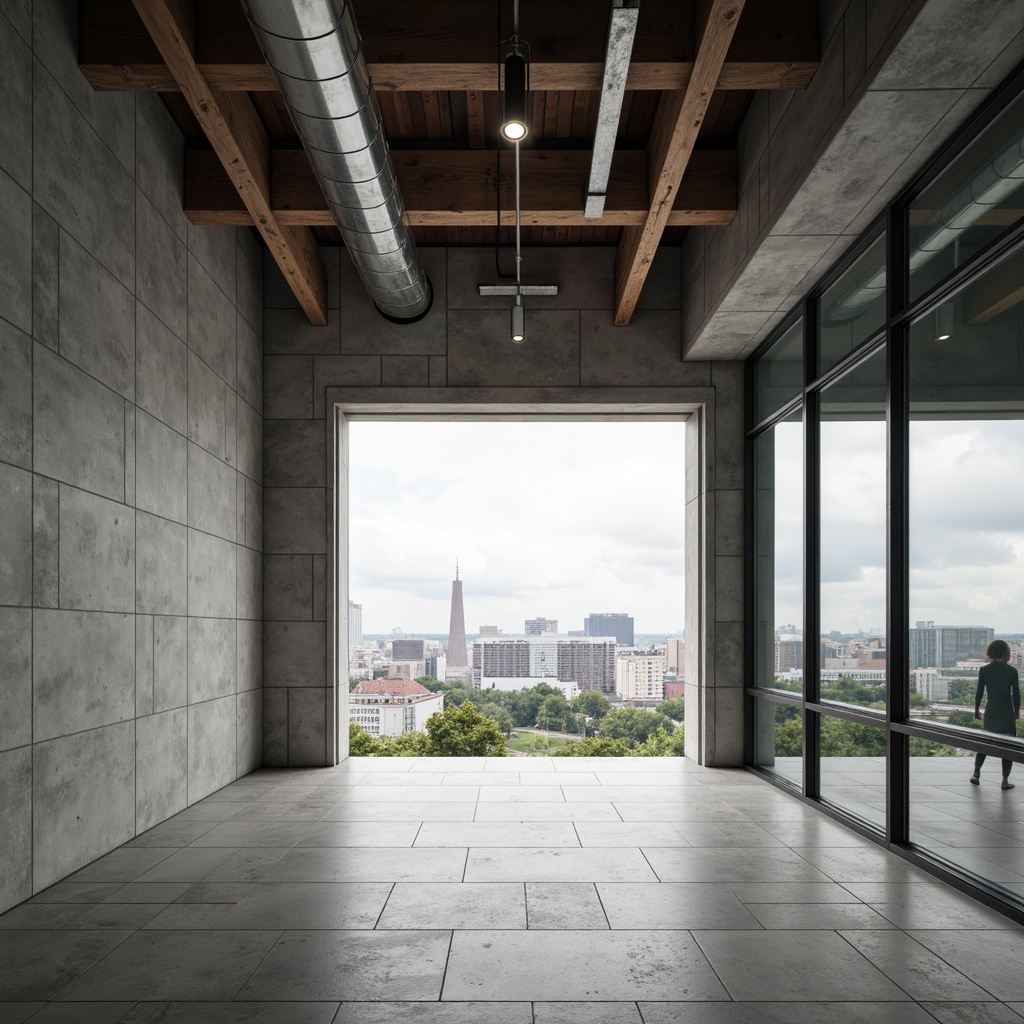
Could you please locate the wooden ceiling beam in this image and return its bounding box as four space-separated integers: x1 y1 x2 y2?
613 0 746 325
129 0 326 324
82 0 817 92
183 148 737 228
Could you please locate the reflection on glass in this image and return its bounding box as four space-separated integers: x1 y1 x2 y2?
911 739 1024 893
819 234 886 375
910 90 1024 300
754 409 803 693
753 698 802 786
909 248 1024 744
819 347 887 712
819 715 886 828
755 320 804 425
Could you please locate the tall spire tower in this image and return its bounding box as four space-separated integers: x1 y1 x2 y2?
445 561 470 683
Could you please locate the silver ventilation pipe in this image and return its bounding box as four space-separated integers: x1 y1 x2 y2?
827 125 1024 323
241 0 432 322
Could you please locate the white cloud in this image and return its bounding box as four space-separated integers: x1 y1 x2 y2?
349 421 686 634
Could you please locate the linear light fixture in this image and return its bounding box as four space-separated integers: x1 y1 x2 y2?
585 0 640 219
478 284 559 296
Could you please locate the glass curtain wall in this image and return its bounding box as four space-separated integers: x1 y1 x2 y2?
747 65 1024 909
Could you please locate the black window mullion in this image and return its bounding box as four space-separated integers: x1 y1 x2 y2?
886 201 910 847
803 295 820 799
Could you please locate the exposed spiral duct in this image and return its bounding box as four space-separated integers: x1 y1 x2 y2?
241 0 432 322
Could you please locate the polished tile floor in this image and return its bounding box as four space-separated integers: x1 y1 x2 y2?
4 756 1024 1023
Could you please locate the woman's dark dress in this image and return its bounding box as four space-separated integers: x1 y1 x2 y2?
976 661 1021 735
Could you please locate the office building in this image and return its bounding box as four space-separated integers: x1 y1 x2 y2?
908 622 995 669
665 638 685 678
525 617 558 636
472 635 616 694
348 679 443 737
586 612 634 646
774 635 803 674
392 637 426 661
478 625 502 636
5 0 1024 1011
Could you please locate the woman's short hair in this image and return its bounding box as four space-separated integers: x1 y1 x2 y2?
987 639 1011 662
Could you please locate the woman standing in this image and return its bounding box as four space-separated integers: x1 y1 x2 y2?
971 639 1021 790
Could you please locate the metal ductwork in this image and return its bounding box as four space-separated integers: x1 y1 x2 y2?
241 0 432 322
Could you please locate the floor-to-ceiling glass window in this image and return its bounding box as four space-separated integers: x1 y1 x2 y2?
747 64 1024 911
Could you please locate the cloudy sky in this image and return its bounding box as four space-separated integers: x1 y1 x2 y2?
348 420 686 635
770 418 1024 635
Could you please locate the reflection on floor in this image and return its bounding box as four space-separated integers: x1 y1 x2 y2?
3 755 1024 1023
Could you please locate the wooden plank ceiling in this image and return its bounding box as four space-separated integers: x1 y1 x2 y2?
81 0 819 324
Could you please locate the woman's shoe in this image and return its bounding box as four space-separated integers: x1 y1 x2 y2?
970 773 980 785
1002 778 1015 790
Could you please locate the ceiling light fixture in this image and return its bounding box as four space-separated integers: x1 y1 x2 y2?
501 0 530 342
935 302 954 341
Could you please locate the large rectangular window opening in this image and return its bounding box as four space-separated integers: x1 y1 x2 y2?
340 417 688 759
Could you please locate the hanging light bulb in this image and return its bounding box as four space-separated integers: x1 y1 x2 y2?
501 51 529 142
511 300 526 343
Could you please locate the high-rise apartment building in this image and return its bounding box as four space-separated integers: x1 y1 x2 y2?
908 622 994 669
472 635 616 694
775 635 803 674
665 638 685 678
586 613 634 646
525 617 558 636
348 600 363 648
479 625 502 636
617 651 666 700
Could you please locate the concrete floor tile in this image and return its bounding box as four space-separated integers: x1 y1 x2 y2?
534 1003 643 1024
266 847 467 883
693 930 911 1001
297 822 421 847
356 773 448 787
746 903 894 929
174 882 255 904
726 882 862 904
465 848 656 883
55 930 280 1001
322 804 476 822
238 930 451 1001
642 848 832 883
126 820 219 847
142 904 231 929
0 903 90 928
841 930 995 1001
0 1004 43 1024
573 823 690 847
19 1003 135 1023
922 1006 1024 1024
414 823 580 848
598 883 762 930
29 882 125 904
215 882 392 929
333 1002 532 1023
614 803 750 822
477 787 567 803
906 930 1024 1001
473 803 621 822
199 848 291 883
64 903 166 929
525 883 608 929
0 930 132 1000
67 848 176 883
442 930 728 1001
119 1001 339 1023
99 882 191 904
791 847 937 883
345 786 479 803
638 1003 940 1023
377 882 526 929
134 847 239 882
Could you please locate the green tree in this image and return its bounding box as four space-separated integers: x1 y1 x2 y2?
634 727 686 756
424 700 507 756
947 679 977 704
656 697 686 722
819 717 887 756
948 710 982 729
551 737 630 757
539 694 571 731
374 730 430 757
571 692 612 721
599 707 675 749
348 721 378 756
773 716 803 757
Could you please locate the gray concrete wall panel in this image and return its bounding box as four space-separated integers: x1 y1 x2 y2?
0 13 264 914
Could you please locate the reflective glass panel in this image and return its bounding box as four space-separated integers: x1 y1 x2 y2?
819 346 887 712
909 246 1024 745
755 320 804 425
819 715 886 828
753 698 802 786
754 408 804 693
910 89 1024 300
911 739 1024 890
819 233 887 375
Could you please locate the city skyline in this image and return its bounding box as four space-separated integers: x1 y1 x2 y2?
349 421 686 633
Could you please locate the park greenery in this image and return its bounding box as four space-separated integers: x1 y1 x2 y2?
348 676 686 757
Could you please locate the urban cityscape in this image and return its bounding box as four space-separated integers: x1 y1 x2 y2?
347 566 685 756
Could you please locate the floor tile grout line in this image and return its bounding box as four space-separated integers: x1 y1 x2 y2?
436 928 456 1002
592 880 613 929
688 927 736 1001
831 926 924 1003
372 882 396 930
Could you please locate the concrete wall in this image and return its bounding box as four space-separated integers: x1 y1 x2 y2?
682 0 1024 358
262 245 745 768
0 0 263 913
